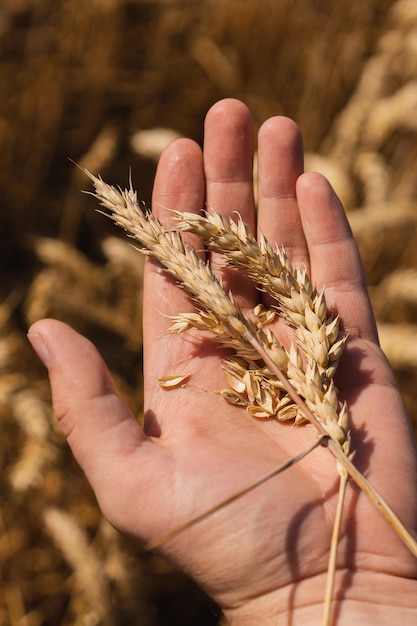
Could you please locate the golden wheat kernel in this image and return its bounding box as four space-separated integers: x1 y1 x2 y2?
294 413 308 426
260 388 275 414
158 374 190 389
275 405 295 421
220 390 248 406
247 405 273 419
253 304 276 327
268 343 288 370
244 371 260 403
223 368 246 394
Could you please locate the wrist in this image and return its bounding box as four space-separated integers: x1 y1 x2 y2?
221 570 417 625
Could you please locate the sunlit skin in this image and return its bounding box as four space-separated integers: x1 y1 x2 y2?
29 99 417 625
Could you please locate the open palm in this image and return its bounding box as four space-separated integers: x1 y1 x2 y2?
29 99 417 624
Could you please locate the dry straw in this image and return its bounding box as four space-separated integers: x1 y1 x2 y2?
9 389 57 493
86 169 417 626
26 236 144 351
43 507 110 625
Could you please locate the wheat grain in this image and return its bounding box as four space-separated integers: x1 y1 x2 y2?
158 374 191 388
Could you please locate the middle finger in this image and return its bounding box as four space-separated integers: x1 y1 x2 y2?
203 98 258 310
257 116 308 273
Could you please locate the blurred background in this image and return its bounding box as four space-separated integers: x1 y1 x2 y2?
1 0 417 624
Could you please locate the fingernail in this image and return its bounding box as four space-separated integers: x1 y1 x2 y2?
27 332 50 369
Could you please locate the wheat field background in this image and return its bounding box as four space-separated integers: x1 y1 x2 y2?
1 0 417 624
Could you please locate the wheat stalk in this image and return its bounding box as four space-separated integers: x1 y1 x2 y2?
85 170 417 625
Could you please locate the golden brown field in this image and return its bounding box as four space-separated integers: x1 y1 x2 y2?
1 0 417 624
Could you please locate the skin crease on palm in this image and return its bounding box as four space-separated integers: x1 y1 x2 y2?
28 99 417 625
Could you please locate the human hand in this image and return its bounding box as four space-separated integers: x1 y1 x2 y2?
28 99 417 625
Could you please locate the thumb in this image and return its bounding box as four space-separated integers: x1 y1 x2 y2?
27 319 148 500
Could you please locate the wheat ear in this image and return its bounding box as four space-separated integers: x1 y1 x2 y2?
85 171 417 560
173 208 350 623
